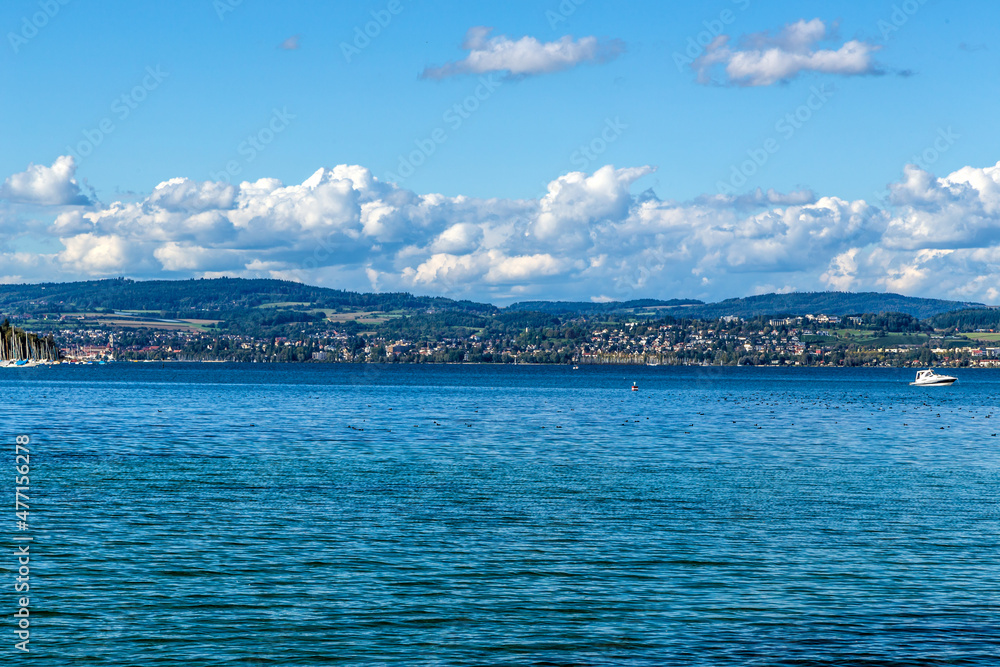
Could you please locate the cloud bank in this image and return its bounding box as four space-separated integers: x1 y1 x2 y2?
694 19 879 86
3 158 1000 304
421 27 624 79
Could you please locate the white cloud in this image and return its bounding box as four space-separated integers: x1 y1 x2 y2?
404 252 488 288
421 27 624 79
153 242 242 272
883 162 1000 249
57 233 134 275
49 210 93 236
7 155 1000 305
148 178 236 212
694 19 879 86
534 165 654 244
484 252 567 283
1 156 91 206
431 223 484 254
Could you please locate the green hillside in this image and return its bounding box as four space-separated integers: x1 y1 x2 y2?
0 279 988 338
0 277 495 315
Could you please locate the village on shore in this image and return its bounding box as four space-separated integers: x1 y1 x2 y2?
4 279 999 368
43 312 1000 368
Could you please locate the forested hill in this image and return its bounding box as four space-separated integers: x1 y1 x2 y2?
928 308 1000 330
0 278 986 321
508 292 981 319
662 292 985 320
0 278 496 314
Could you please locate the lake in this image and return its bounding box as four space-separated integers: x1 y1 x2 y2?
5 364 1000 664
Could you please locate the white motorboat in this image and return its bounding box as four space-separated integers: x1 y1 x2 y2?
910 369 957 386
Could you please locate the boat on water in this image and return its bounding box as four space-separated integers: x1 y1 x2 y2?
1 359 44 368
910 369 957 386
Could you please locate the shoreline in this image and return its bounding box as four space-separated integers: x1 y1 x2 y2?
66 359 1000 369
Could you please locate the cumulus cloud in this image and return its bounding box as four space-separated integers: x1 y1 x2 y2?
6 154 1000 304
1 156 91 206
49 210 93 236
534 165 654 244
404 250 567 288
421 27 624 79
695 187 817 210
147 178 236 212
694 19 879 86
883 162 1000 249
486 252 567 283
817 162 1000 298
431 223 484 254
57 233 134 275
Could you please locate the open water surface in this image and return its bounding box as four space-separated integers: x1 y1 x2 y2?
2 364 999 665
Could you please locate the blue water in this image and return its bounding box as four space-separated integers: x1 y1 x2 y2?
4 364 1000 665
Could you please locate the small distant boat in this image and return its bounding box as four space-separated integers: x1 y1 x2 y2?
910 369 957 386
572 365 579 370
631 382 638 391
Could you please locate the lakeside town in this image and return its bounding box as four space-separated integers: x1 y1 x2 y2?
46 312 1000 368
2 279 998 367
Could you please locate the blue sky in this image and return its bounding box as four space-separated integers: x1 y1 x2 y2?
2 0 1000 304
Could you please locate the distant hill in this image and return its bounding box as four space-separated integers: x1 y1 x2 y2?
507 292 983 319
0 277 496 314
0 278 984 324
658 292 984 320
505 298 703 314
